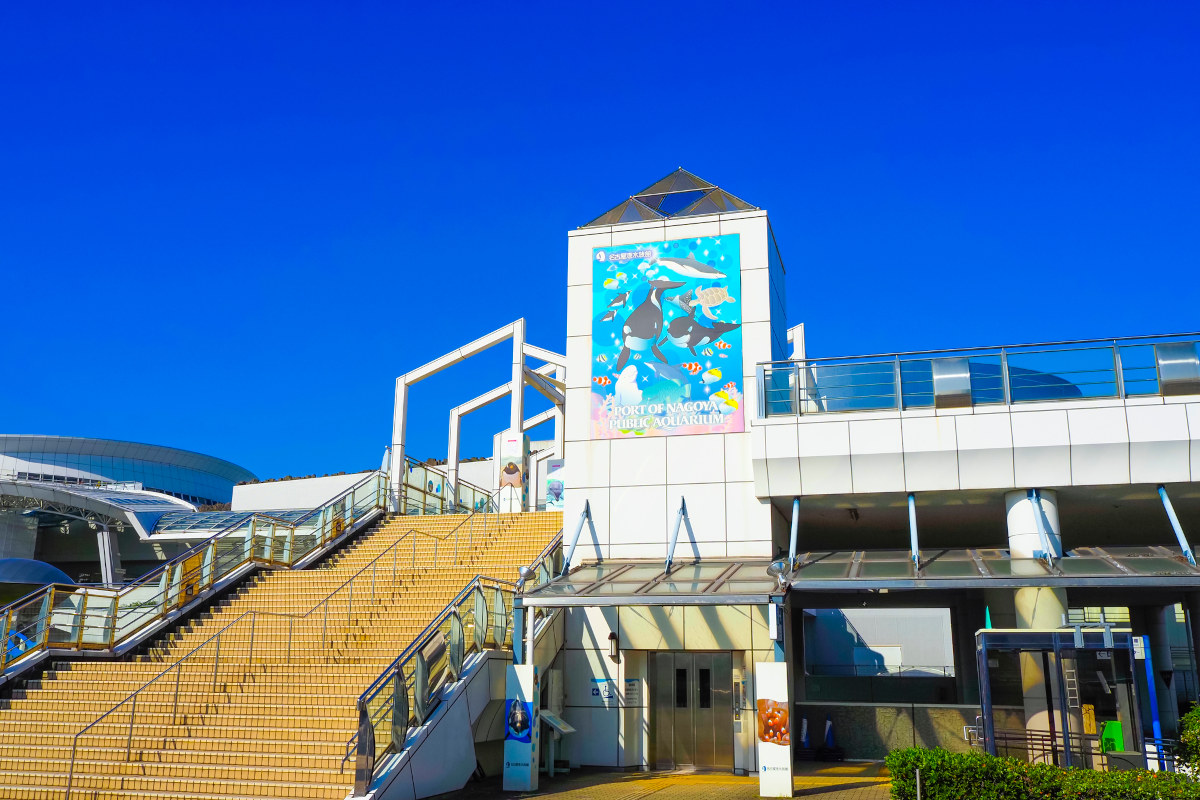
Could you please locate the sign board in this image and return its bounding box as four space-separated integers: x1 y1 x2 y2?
544 459 565 510
754 661 793 797
1133 637 1146 661
503 664 540 791
497 431 528 513
624 677 641 706
591 234 744 439
591 678 617 707
1082 704 1097 735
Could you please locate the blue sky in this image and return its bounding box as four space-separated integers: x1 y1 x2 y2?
3 2 1198 480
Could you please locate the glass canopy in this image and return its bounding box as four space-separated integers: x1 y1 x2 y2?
520 560 781 606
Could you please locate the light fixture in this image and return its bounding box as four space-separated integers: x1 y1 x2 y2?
516 566 535 592
608 631 619 661
766 559 790 590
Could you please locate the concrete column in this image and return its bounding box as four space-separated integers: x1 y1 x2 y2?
1131 604 1181 738
96 526 122 586
1007 489 1067 743
951 598 983 705
447 411 461 509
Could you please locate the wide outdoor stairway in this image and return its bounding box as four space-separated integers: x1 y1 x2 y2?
0 510 562 800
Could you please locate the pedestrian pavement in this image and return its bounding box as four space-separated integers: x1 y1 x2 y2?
448 762 890 800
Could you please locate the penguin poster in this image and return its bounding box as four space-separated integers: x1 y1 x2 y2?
591 234 743 439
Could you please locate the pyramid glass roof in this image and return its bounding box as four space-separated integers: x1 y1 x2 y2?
582 168 757 227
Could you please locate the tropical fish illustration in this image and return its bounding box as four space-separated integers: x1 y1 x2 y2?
608 291 629 308
632 354 641 360
723 381 737 392
680 362 703 375
712 390 739 414
662 308 741 357
702 368 722 384
596 353 608 363
715 340 732 350
615 272 627 282
701 347 714 357
653 255 727 279
614 365 643 406
603 278 618 289
718 354 728 358
646 268 658 278
607 264 618 272
637 262 651 273
693 285 736 320
593 376 612 386
615 277 685 370
600 310 617 322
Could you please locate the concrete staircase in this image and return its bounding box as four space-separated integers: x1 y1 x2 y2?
0 511 562 800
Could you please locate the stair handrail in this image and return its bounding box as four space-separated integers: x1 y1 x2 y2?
60 505 506 799
342 573 518 781
343 526 563 786
1 471 388 678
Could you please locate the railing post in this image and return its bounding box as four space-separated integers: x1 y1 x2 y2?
372 562 377 601
212 633 221 693
246 614 256 681
894 355 903 410
287 617 294 664
322 598 329 650
1000 348 1012 405
126 694 136 761
348 580 354 628
1113 341 1126 398
172 663 181 724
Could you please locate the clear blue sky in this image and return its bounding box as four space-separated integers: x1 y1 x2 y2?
3 2 1198 480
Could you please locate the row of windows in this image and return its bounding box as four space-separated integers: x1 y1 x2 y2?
11 472 221 507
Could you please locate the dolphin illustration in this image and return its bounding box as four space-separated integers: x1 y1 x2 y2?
654 255 726 279
608 291 629 308
616 278 685 370
662 308 740 356
646 361 687 386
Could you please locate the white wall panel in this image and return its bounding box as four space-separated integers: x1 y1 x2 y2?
565 335 591 391
610 438 666 486
1128 404 1191 483
1066 407 1130 486
663 218 721 240
725 431 753 484
1189 403 1200 481
563 487 608 563
567 230 612 287
564 440 609 489
1012 410 1072 487
562 707 620 767
608 484 667 552
901 416 959 491
565 284 593 338
717 213 769 270
797 420 852 495
848 419 905 494
564 387 592 443
666 482 728 543
666 434 725 485
740 269 772 325
955 413 1015 489
610 221 666 246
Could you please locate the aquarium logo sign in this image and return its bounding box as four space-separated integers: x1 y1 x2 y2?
590 234 743 440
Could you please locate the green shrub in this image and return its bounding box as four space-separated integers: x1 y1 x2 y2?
1180 702 1200 773
886 747 1200 800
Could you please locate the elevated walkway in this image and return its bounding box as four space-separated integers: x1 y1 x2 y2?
0 510 562 799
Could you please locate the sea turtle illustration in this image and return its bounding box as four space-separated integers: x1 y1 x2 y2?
693 286 736 320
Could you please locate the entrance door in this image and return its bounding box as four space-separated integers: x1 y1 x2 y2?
651 652 734 770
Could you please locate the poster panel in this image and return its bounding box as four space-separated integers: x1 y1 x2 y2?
503 664 540 791
544 459 564 510
591 234 743 439
754 661 793 797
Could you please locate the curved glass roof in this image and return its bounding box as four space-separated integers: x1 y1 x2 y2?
151 509 313 535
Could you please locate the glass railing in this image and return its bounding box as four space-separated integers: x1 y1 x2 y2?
0 471 389 680
397 455 494 516
344 530 563 792
759 334 1200 417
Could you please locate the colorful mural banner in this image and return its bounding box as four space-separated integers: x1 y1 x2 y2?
591 234 743 439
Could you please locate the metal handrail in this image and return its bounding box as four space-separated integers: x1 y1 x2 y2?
342 529 564 785
1 471 387 679
61 502 509 799
341 574 519 770
759 331 1200 366
398 455 494 515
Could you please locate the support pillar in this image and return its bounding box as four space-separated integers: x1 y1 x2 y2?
96 525 122 586
389 376 408 511
1006 489 1067 744
1131 604 1181 738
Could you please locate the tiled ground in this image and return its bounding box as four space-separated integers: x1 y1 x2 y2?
453 762 890 799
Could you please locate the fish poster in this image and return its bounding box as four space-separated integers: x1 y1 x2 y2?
591 234 743 439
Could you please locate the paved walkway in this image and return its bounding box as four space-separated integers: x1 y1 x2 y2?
452 762 890 800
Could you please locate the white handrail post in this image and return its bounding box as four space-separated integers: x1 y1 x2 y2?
907 493 920 569
1159 485 1196 565
788 497 800 568
561 500 593 577
665 498 688 575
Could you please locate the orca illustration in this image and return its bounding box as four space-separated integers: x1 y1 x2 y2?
662 308 740 356
654 255 727 279
616 278 684 370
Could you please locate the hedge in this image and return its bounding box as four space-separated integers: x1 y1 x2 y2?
886 747 1200 800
